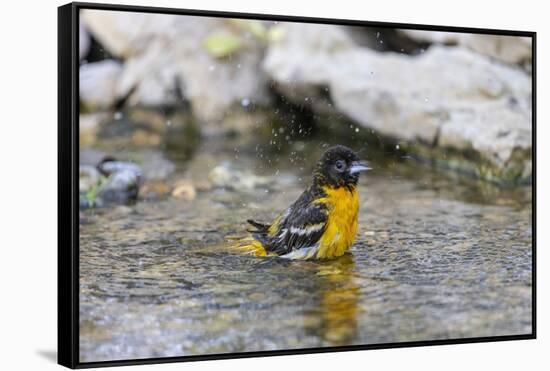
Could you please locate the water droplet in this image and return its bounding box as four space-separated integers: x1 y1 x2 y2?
241 98 250 107
208 65 216 72
396 144 400 150
114 111 123 120
355 127 360 133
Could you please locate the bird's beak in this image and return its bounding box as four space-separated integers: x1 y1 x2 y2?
349 161 372 174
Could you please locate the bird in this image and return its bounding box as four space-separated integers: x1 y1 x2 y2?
237 145 371 260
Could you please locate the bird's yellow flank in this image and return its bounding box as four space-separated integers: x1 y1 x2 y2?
315 185 359 259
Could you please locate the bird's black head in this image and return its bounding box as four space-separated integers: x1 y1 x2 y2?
313 145 371 189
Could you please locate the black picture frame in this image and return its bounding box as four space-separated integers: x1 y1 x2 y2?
58 2 537 369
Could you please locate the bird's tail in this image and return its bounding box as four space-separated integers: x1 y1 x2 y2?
225 235 268 256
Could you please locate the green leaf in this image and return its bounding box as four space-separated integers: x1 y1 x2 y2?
85 186 97 207
84 176 107 208
204 33 243 58
268 25 286 43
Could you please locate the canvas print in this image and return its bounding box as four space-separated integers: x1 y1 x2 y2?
77 8 533 363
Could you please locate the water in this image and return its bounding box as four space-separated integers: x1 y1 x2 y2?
79 136 532 362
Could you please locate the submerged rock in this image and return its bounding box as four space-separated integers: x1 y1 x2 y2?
263 23 532 183
172 180 197 201
139 180 171 201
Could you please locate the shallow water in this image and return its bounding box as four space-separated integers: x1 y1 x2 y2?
79 138 532 362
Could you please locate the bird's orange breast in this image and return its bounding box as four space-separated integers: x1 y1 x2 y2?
315 186 359 259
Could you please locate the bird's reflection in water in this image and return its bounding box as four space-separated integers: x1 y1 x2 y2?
304 254 359 346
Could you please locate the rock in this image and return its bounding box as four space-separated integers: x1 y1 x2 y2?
131 129 162 147
209 162 270 190
80 21 91 60
263 23 532 183
81 10 271 120
139 180 171 201
172 180 197 200
98 159 142 178
79 60 122 110
193 180 213 192
96 159 143 205
466 35 532 68
399 30 532 67
79 113 109 146
437 101 532 181
97 169 140 204
398 30 460 44
139 151 176 180
263 23 354 108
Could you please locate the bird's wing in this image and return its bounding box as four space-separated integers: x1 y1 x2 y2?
256 201 328 256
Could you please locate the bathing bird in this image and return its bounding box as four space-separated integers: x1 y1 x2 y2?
239 145 370 260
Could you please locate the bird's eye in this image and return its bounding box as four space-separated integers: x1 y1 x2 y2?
334 160 346 172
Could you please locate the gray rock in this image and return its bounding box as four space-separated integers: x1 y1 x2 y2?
81 10 271 121
88 160 143 207
96 160 143 205
98 160 142 178
263 23 532 182
80 21 91 60
79 60 122 110
399 30 532 67
97 169 140 205
79 113 110 146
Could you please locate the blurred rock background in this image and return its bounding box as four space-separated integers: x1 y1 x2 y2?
79 9 532 186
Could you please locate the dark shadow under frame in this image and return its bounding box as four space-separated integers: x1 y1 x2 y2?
58 2 537 369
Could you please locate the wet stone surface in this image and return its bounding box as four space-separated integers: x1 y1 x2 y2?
79 141 532 362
